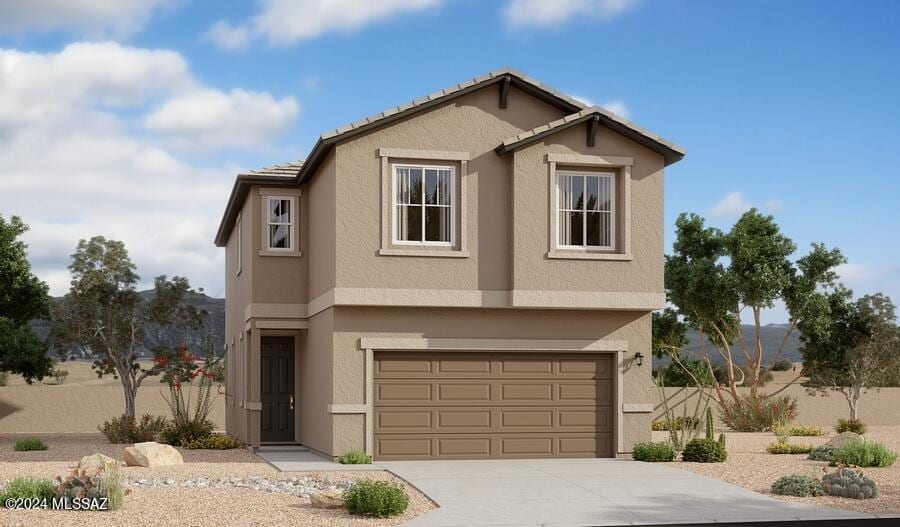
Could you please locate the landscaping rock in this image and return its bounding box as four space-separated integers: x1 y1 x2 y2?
309 488 345 509
124 441 184 467
76 453 118 478
827 432 862 449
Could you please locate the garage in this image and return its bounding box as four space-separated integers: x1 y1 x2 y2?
373 352 615 460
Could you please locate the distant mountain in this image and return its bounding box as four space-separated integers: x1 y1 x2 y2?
31 291 226 359
662 323 803 366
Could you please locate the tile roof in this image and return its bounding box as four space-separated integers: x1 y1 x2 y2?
239 160 304 178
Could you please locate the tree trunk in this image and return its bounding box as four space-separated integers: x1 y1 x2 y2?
849 384 861 421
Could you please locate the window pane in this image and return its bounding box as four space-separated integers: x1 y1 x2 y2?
269 198 291 223
425 169 438 205
586 212 600 246
599 176 612 211
558 210 570 245
396 205 422 241
396 168 409 204
586 176 600 211
600 211 611 247
408 168 423 204
438 170 451 205
269 224 290 249
425 205 451 242
571 176 584 210
560 211 583 246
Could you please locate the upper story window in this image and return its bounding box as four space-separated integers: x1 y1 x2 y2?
393 165 455 245
266 196 294 250
557 171 615 250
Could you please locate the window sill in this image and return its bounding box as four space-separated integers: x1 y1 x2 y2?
379 248 470 258
259 250 302 258
547 250 633 261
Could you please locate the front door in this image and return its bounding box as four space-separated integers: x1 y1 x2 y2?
260 336 295 443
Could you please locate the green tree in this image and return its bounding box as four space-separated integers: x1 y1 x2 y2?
800 292 900 420
665 209 845 406
0 215 52 382
50 236 206 417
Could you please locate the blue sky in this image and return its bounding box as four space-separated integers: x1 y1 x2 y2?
0 0 897 323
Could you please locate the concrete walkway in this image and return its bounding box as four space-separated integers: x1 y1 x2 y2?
376 458 871 526
256 446 380 472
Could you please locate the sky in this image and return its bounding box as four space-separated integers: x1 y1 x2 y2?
0 0 898 324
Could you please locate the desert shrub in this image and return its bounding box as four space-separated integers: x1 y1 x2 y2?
14 437 48 451
0 372 9 386
737 366 774 387
651 416 700 432
633 442 676 462
99 463 124 511
161 419 215 447
788 425 823 436
822 467 878 499
835 419 867 435
767 441 812 454
831 440 897 468
339 449 373 464
99 414 169 444
656 359 716 387
344 480 409 517
0 477 55 501
720 394 797 432
54 471 108 506
181 433 244 450
771 359 794 372
771 474 824 497
682 438 727 463
52 369 69 384
808 444 838 462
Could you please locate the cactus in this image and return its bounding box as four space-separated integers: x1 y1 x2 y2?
718 433 726 447
821 467 878 500
705 407 714 441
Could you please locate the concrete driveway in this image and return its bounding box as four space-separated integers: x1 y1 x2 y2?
376 459 870 526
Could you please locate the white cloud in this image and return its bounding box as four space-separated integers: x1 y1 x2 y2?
836 263 900 304
503 0 639 29
709 192 752 219
0 42 299 297
0 0 173 37
601 100 630 119
203 20 251 51
144 88 299 149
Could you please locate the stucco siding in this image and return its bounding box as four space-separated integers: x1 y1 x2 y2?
300 307 335 455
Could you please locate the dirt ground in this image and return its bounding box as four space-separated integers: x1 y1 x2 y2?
0 433 434 526
655 425 900 515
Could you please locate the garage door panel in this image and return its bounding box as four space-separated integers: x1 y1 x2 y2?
373 352 616 460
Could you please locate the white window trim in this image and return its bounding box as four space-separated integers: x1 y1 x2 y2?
555 170 616 251
235 212 242 276
391 163 457 247
263 195 298 253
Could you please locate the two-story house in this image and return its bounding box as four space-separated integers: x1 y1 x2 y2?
214 68 684 460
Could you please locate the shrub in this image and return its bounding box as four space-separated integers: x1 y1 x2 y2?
767 441 812 454
14 437 48 451
181 433 244 450
52 369 69 384
651 416 700 432
339 449 373 464
737 366 774 387
788 425 823 436
822 467 878 499
344 480 409 517
771 474 824 497
161 419 215 447
0 477 55 501
835 419 867 435
682 438 727 463
831 440 897 468
100 463 124 511
54 471 107 506
633 442 676 462
656 359 716 387
771 359 794 372
99 414 169 444
808 445 838 462
720 394 798 432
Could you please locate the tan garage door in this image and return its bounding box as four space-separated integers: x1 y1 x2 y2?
373 352 614 460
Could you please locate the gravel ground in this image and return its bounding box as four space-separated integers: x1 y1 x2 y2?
0 434 434 526
655 425 900 515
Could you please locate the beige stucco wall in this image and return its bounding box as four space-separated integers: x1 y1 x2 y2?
328 306 655 457
308 151 337 299
299 308 334 455
331 86 567 293
511 124 665 294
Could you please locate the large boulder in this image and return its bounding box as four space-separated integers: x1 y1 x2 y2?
309 488 345 509
123 442 183 467
77 453 119 478
826 432 863 449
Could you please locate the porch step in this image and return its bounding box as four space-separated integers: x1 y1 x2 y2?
257 445 310 453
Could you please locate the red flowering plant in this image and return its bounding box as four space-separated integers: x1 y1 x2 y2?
153 336 224 446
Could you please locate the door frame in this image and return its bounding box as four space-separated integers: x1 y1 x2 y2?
259 333 298 444
343 338 629 458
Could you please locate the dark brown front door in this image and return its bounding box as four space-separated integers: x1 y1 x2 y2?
260 336 295 443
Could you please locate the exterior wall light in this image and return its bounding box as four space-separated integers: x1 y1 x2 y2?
634 352 645 367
